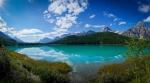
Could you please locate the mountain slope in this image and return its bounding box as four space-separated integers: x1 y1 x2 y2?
0 32 16 46
51 32 130 44
101 27 113 32
39 37 52 43
122 21 150 39
12 37 24 43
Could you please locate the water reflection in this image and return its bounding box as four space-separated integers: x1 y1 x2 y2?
8 45 150 81
12 45 126 67
9 45 126 80
17 47 72 64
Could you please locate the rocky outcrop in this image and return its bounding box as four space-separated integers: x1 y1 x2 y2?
122 21 150 39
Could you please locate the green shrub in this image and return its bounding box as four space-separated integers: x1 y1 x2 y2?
126 38 147 57
0 48 71 83
95 38 150 83
41 70 69 83
96 55 150 83
0 49 11 79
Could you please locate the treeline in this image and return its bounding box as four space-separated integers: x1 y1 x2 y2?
0 38 47 47
51 32 130 44
17 43 48 46
0 38 16 47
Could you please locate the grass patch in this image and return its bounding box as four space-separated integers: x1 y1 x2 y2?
0 48 72 83
95 55 150 83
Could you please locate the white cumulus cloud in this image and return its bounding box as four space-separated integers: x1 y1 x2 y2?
11 29 46 43
89 14 95 19
16 29 43 36
85 24 90 28
85 24 106 28
103 11 127 26
0 17 52 42
118 21 127 25
0 16 8 32
56 14 77 29
0 0 4 8
138 4 150 13
103 12 116 18
44 0 88 37
144 16 150 22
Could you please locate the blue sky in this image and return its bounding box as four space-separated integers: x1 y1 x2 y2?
0 0 150 42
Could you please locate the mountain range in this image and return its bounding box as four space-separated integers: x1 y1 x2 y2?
122 21 150 39
49 21 150 44
39 37 52 43
50 32 129 44
0 21 150 45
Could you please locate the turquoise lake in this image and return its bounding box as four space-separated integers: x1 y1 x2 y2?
8 45 150 80
9 45 126 65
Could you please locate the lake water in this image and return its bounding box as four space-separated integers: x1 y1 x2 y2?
8 45 126 80
8 45 149 82
9 45 126 65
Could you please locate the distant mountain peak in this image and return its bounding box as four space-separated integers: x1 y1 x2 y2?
135 21 146 29
102 27 113 32
39 37 52 43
